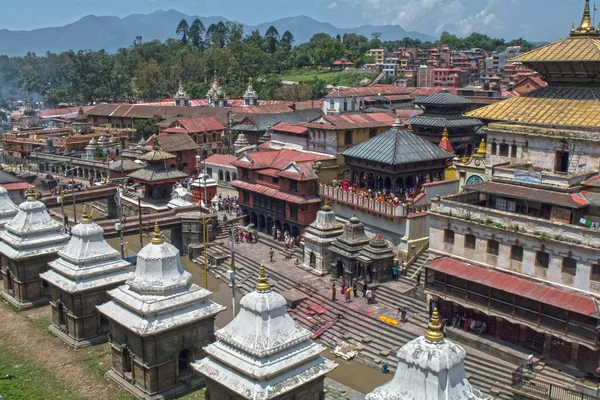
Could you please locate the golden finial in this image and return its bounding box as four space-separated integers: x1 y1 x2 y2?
256 264 271 291
81 205 94 223
461 154 468 163
322 198 331 211
407 124 414 133
424 308 445 342
572 0 597 36
475 138 487 157
151 222 164 245
25 188 36 201
571 23 576 34
442 127 450 140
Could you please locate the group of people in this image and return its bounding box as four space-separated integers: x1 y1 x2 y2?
331 278 377 304
333 178 420 206
451 313 487 336
216 194 240 216
282 230 299 250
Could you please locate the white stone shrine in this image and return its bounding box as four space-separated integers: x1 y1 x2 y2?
301 201 344 276
366 308 490 400
0 188 70 310
97 222 225 399
0 186 18 229
194 265 337 399
40 205 133 348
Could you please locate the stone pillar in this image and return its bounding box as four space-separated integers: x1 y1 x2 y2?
518 324 527 345
570 343 579 364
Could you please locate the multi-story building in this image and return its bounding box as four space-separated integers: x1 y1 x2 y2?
426 2 600 374
369 48 388 64
322 86 412 114
381 57 399 77
416 65 434 87
432 68 466 87
159 116 226 158
485 46 522 75
231 148 337 239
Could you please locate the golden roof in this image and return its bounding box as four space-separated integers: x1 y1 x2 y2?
512 0 600 63
465 87 600 128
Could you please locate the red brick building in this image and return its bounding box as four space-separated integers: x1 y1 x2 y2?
151 134 200 174
160 117 226 158
231 149 335 240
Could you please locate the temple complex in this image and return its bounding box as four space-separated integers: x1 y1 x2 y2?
407 89 483 155
193 265 337 399
0 186 18 230
330 215 370 283
40 206 133 348
342 116 454 195
366 309 488 400
97 223 225 399
301 201 344 276
428 0 600 374
0 189 70 310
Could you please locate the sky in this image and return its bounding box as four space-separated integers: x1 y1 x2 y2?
0 0 590 42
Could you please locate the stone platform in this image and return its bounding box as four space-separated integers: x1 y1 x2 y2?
49 325 107 349
280 288 309 309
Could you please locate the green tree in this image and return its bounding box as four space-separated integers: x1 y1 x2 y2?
281 30 294 51
134 115 163 141
265 25 280 53
176 19 190 45
189 19 205 49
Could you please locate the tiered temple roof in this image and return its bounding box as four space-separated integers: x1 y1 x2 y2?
366 309 489 400
40 206 132 293
193 266 337 399
0 189 69 260
304 201 344 245
466 0 600 128
0 186 18 229
129 144 188 183
330 215 370 259
357 234 395 264
97 223 225 336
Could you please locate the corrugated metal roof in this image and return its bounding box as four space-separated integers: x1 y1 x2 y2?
324 86 411 98
204 154 238 167
341 126 454 165
428 257 599 317
272 122 308 135
305 112 395 130
129 166 188 182
465 86 600 127
413 89 472 106
231 180 321 204
463 181 589 208
231 124 259 131
407 115 483 128
157 134 199 152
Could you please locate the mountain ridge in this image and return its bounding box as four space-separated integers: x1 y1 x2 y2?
0 10 436 56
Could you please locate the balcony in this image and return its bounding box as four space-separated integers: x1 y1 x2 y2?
492 162 596 191
430 192 600 249
319 184 408 218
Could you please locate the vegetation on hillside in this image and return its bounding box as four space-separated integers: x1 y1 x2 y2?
0 20 536 107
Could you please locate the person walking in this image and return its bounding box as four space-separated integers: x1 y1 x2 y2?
415 271 422 287
363 280 368 297
345 287 352 303
527 354 534 373
352 281 358 298
341 279 346 295
401 261 406 276
392 262 398 282
269 247 275 263
331 283 337 302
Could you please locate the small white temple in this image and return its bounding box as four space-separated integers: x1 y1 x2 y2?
302 200 344 276
0 186 18 229
206 74 228 107
243 78 258 106
174 82 190 107
40 205 133 348
194 265 337 399
97 223 225 399
366 308 490 400
0 188 70 310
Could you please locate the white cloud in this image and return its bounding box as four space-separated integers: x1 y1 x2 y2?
341 0 506 37
327 2 338 9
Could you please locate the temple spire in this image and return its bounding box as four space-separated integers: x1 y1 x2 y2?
474 137 487 157
572 0 597 36
321 198 331 211
81 205 94 223
25 188 36 201
256 264 271 291
392 114 403 129
424 308 445 342
438 127 455 154
151 222 164 245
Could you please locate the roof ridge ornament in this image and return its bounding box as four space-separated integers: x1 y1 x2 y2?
424 307 445 342
151 222 164 245
572 0 598 36
475 138 487 157
25 188 36 201
256 264 271 291
321 198 331 211
392 114 404 129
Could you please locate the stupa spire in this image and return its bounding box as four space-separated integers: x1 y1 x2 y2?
438 127 455 154
321 198 331 211
474 137 487 157
255 264 271 291
151 222 164 245
572 0 597 36
424 308 444 342
81 205 94 223
25 188 36 201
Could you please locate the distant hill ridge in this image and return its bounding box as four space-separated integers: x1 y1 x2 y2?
0 9 435 57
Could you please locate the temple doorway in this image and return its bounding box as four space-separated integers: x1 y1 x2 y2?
335 260 344 278
258 214 266 232
291 226 300 240
178 349 193 381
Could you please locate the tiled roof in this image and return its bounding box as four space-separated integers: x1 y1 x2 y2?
157 133 199 152
463 181 589 209
203 154 238 167
231 180 321 205
395 109 424 118
276 162 319 181
465 86 600 127
407 115 483 128
86 104 229 125
109 159 144 172
413 89 471 106
233 109 322 132
512 35 600 62
324 86 412 98
171 117 226 133
341 126 454 165
232 148 334 170
304 112 395 130
231 124 259 131
272 122 308 135
129 165 188 182
139 149 177 162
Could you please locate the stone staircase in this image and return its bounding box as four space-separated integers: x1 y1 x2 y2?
398 249 430 286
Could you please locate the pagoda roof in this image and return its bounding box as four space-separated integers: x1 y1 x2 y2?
341 123 454 165
465 86 600 128
407 114 483 129
413 89 472 106
128 165 188 183
138 147 177 162
512 35 600 63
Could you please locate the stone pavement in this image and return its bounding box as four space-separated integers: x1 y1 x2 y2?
324 378 365 400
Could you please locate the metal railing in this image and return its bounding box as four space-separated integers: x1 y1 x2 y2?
407 239 429 279
512 367 599 400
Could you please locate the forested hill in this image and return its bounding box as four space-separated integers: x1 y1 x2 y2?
0 10 435 56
